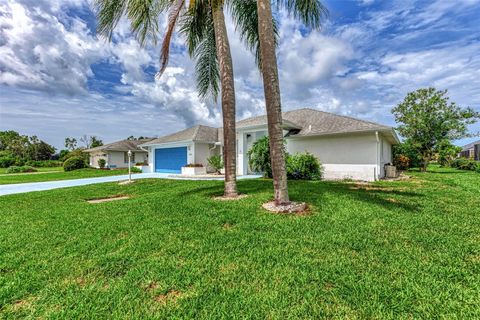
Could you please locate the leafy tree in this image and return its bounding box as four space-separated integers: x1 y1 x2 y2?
127 136 148 141
392 88 479 171
0 131 29 159
80 135 103 149
65 137 77 151
26 136 56 160
437 140 462 167
89 136 103 148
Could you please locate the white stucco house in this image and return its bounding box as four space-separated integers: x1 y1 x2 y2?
139 108 400 181
85 139 154 169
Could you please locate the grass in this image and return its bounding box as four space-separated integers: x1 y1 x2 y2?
0 168 131 185
0 166 479 318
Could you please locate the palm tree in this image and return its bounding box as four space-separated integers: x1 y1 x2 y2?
256 0 327 205
94 0 254 197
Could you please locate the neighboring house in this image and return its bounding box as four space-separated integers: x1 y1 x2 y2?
85 139 154 168
140 108 400 181
459 140 480 160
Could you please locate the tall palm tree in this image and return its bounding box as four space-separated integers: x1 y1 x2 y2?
94 0 254 197
256 0 327 205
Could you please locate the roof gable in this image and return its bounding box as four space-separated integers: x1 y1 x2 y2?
85 138 154 153
142 125 218 146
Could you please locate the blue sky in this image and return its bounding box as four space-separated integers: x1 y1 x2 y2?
1 0 479 150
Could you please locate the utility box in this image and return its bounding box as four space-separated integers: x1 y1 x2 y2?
385 165 397 178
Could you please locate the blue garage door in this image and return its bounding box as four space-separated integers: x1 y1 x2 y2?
155 147 187 173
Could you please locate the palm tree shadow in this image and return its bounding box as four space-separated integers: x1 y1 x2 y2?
177 179 423 213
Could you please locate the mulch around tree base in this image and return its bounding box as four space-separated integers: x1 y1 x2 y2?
262 201 308 214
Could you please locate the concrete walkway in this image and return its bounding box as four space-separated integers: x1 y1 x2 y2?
0 173 261 196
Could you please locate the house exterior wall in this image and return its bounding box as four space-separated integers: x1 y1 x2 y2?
379 136 392 177
89 151 148 168
286 132 388 181
194 142 216 172
89 152 107 168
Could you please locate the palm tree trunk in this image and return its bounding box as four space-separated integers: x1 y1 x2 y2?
257 0 289 205
212 4 238 197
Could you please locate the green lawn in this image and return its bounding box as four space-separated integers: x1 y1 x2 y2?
0 167 479 318
0 168 131 185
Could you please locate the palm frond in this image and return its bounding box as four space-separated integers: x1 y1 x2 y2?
179 0 211 56
229 0 278 71
94 0 129 40
274 0 328 29
157 0 186 77
127 0 167 46
193 15 219 100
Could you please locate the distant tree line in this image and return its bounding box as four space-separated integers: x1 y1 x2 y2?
0 130 56 167
0 131 104 168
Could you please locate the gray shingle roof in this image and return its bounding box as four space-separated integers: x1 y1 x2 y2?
237 108 391 136
141 125 218 146
85 138 154 153
140 108 397 146
461 139 480 151
282 108 391 137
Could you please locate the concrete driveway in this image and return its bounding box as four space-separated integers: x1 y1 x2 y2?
0 173 261 196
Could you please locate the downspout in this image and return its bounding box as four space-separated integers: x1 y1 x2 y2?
375 131 380 181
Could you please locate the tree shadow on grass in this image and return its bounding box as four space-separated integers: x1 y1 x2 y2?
178 179 424 214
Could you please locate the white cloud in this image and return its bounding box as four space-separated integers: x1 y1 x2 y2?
1 0 479 149
0 0 107 95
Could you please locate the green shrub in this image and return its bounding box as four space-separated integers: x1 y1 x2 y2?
451 158 478 171
207 155 223 173
286 153 322 180
25 160 63 167
0 151 16 168
63 157 87 171
98 158 106 169
131 166 142 173
247 136 284 178
6 166 37 174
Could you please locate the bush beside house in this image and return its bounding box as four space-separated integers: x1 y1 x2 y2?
286 153 322 180
63 157 87 171
98 158 106 169
451 158 480 172
248 137 322 180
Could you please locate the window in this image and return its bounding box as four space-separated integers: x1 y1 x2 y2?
124 152 135 163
